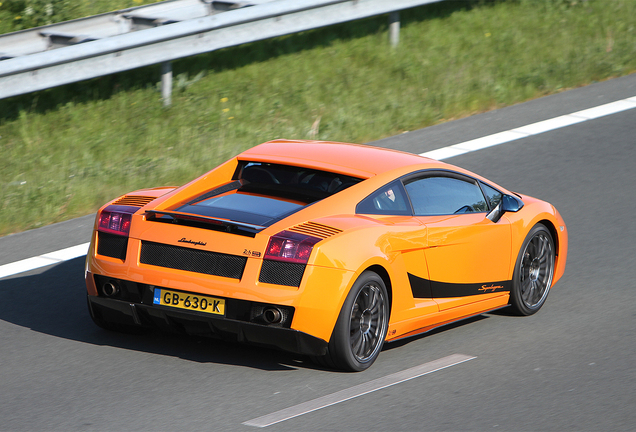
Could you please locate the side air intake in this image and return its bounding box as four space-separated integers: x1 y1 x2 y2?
288 221 342 239
112 195 157 207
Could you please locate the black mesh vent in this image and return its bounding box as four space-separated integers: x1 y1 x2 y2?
259 259 306 287
140 241 247 279
97 232 128 260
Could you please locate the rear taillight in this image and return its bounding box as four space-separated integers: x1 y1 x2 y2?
264 231 321 264
98 208 132 236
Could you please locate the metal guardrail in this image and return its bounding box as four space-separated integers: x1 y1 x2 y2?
0 0 442 104
0 0 278 59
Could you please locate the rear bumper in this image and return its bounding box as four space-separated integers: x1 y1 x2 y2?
87 295 328 356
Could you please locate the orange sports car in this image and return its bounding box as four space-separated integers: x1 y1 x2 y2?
85 140 567 371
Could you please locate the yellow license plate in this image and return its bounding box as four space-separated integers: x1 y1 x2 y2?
153 288 225 316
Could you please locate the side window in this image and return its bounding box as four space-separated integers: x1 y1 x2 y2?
480 182 503 210
356 180 411 215
404 176 488 216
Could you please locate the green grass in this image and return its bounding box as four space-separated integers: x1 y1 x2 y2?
0 1 156 33
1 0 635 235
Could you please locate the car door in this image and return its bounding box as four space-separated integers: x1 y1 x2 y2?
404 172 512 311
356 180 439 319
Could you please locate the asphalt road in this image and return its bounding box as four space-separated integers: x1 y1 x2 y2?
1 74 635 431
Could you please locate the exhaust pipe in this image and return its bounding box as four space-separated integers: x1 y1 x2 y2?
102 281 120 297
262 307 282 324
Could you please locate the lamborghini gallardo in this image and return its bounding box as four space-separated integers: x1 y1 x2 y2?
85 140 568 371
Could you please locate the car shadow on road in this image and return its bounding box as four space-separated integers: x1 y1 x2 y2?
0 257 310 372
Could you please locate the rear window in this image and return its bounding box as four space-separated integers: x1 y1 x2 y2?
177 192 304 227
235 161 363 203
172 162 363 228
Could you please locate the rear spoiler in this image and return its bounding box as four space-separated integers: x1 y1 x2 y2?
145 210 266 236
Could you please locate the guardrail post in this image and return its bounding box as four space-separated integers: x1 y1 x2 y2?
389 11 400 47
161 61 172 106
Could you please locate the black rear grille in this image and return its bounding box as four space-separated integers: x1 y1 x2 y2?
259 259 306 287
140 241 247 279
97 232 128 260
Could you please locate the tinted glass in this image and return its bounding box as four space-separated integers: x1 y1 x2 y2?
177 192 303 226
480 182 503 210
237 162 363 203
405 176 488 216
174 161 364 227
196 193 301 217
356 180 411 215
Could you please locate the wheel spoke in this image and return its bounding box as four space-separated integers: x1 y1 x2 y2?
524 280 534 303
368 299 379 315
521 276 532 295
354 335 363 357
532 281 541 304
351 331 363 355
533 280 542 304
360 333 371 357
366 335 377 355
535 279 545 297
537 236 547 259
367 286 378 309
351 321 362 338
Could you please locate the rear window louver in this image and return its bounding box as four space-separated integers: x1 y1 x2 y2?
288 222 342 239
112 195 156 207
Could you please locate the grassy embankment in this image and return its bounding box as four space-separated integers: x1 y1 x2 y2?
1 0 635 235
0 1 156 33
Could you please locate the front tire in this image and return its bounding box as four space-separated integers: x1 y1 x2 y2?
509 224 555 316
315 271 389 372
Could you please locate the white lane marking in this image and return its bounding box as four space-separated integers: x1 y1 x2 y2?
421 96 636 160
573 99 636 119
0 242 90 279
242 354 476 428
513 114 586 135
1 95 636 279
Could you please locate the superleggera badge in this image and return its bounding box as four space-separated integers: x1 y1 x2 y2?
178 238 207 246
479 284 504 293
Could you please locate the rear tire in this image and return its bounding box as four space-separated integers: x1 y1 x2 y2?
314 271 389 372
509 224 555 316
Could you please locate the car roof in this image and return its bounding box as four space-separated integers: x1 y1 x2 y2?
237 140 444 178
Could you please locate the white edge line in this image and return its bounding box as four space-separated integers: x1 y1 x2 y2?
1 95 636 279
421 95 636 160
512 114 586 135
572 99 636 119
0 242 90 279
242 354 476 428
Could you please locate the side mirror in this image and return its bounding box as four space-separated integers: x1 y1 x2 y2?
501 194 524 212
487 194 524 223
